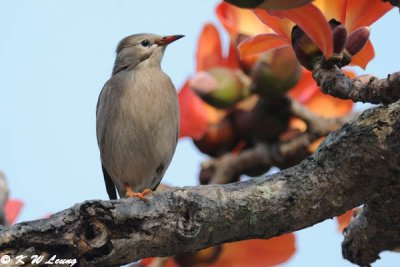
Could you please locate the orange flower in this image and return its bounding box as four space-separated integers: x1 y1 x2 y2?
288 68 354 152
288 69 353 118
239 0 393 69
142 233 296 267
178 23 238 140
336 209 354 232
4 199 24 224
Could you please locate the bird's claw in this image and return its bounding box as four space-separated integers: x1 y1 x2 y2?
125 185 152 201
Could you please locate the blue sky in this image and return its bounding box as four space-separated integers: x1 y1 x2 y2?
0 1 399 266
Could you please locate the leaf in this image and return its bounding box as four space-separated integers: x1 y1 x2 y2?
4 199 23 225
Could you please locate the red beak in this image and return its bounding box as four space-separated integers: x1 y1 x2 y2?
156 35 184 46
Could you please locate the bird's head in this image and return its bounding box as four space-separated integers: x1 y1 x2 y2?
112 33 184 74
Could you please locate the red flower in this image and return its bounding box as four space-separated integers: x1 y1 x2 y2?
238 0 393 69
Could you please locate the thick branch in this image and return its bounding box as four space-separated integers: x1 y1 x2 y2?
343 184 400 266
312 62 400 104
0 102 400 266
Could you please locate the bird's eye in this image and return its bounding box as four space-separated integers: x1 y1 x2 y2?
140 40 151 47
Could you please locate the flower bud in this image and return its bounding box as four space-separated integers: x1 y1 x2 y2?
193 115 240 157
251 47 301 98
291 25 323 70
190 68 251 109
332 25 347 55
232 98 290 142
345 26 370 56
174 245 222 266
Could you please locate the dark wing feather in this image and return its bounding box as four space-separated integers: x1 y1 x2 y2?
102 164 118 200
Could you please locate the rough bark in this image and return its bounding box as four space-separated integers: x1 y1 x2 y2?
0 101 399 266
312 61 400 104
343 184 400 266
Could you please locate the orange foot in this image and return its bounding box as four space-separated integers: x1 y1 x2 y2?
124 183 152 201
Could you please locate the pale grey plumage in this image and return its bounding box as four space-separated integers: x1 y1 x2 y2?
96 33 182 199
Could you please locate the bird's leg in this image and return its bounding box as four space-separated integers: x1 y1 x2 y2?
124 183 152 201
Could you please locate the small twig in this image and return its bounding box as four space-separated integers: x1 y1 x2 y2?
290 100 357 135
204 100 355 184
313 62 400 104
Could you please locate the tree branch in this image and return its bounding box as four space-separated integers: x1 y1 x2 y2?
290 100 357 134
0 102 400 266
343 183 400 266
312 61 400 104
202 100 356 184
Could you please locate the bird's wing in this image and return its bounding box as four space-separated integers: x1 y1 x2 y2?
97 79 119 200
102 164 118 200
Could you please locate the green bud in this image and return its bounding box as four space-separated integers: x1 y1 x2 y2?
190 68 251 109
193 116 240 157
251 47 301 97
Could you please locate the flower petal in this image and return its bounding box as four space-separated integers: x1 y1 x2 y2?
313 0 347 23
349 39 374 69
271 4 333 58
254 8 294 38
345 0 393 32
336 209 354 232
216 2 273 41
288 69 318 104
289 69 353 117
178 81 209 140
196 23 224 71
225 42 241 69
238 33 290 58
308 137 325 152
305 89 353 117
4 199 23 225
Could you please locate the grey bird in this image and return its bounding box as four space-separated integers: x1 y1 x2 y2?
96 33 183 200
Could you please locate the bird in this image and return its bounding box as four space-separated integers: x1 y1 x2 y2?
96 33 183 200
